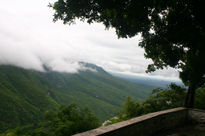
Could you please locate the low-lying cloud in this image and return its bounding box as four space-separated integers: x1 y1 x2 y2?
0 0 180 80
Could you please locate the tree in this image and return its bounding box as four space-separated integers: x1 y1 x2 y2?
119 96 141 119
105 84 186 125
143 84 186 112
44 104 100 136
49 0 205 107
1 104 100 136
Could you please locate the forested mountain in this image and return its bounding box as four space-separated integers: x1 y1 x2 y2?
110 72 184 89
0 63 153 132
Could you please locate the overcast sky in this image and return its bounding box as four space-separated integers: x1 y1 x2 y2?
0 0 180 80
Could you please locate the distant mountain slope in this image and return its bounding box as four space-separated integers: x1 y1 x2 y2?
0 64 153 132
110 72 184 89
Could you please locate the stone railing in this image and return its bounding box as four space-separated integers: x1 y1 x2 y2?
73 107 205 136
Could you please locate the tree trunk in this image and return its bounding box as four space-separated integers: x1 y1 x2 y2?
185 85 196 108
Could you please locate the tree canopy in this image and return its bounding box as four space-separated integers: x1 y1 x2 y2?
0 104 100 136
50 0 205 107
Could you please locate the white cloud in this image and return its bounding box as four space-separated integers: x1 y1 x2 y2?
0 0 180 79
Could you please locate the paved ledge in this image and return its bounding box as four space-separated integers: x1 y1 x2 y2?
73 107 188 136
188 108 205 124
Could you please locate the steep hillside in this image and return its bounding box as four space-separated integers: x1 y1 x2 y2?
0 64 153 132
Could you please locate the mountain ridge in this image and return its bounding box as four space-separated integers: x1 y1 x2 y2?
0 63 153 132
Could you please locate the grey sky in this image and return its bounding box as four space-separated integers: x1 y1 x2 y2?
0 0 179 80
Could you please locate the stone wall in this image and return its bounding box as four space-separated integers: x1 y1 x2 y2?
73 107 189 136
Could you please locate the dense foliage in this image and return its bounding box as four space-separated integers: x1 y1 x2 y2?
0 65 152 132
119 84 186 121
0 104 100 136
50 0 205 107
2 83 205 135
195 88 205 110
0 66 59 132
106 84 205 125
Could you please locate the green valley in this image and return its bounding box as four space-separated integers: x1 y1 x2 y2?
0 64 153 132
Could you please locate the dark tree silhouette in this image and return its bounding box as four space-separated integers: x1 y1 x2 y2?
50 0 205 108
